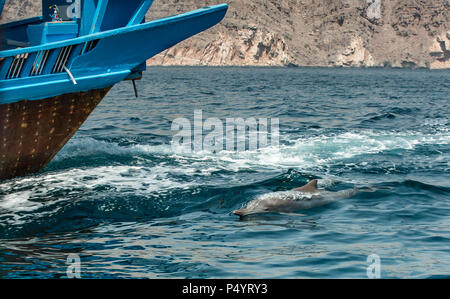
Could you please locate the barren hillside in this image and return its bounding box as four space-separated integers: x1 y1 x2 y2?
1 0 449 68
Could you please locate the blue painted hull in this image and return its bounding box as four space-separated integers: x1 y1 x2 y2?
0 4 228 103
0 3 228 179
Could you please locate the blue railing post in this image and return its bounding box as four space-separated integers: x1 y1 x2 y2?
127 0 154 27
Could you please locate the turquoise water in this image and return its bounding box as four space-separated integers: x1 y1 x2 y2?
0 67 449 278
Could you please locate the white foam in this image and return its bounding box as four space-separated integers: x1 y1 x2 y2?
0 165 197 216
55 129 450 170
1 129 448 215
163 130 450 172
47 129 450 182
256 190 314 202
0 191 34 211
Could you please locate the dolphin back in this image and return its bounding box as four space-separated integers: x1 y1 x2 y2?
234 188 357 217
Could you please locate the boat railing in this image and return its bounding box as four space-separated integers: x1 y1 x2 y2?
0 39 99 81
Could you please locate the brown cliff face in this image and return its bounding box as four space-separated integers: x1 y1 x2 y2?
1 0 449 68
0 0 41 23
149 26 290 66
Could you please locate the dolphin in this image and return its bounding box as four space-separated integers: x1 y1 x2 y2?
233 180 357 217
292 179 321 193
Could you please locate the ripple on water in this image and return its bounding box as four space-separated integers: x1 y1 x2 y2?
1 67 449 278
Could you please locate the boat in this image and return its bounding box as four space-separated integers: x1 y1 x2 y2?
0 0 228 180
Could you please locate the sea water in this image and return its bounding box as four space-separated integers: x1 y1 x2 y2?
0 67 449 278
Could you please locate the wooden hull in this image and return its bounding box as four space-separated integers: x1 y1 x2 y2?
0 87 111 180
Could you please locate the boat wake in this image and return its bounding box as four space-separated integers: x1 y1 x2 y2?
0 127 448 238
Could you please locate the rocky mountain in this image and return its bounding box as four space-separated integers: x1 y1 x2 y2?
1 0 449 69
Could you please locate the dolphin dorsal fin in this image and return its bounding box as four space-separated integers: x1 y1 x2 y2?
294 179 319 193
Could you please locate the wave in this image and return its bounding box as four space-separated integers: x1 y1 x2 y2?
2 129 447 195
0 128 448 235
1 170 449 239
18 128 449 198
57 128 450 166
